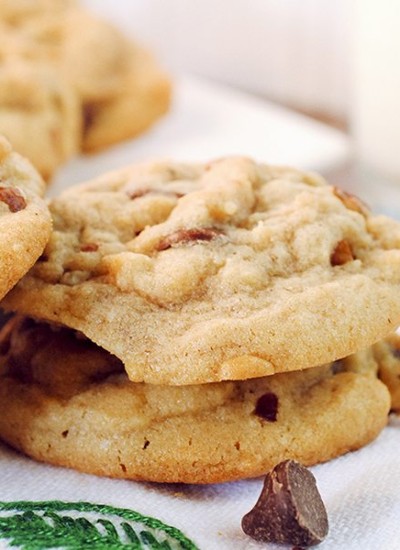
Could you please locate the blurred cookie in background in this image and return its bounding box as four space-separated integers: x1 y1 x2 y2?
0 0 75 25
0 0 171 179
0 59 81 180
81 44 171 153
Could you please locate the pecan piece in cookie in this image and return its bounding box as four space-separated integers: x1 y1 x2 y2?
127 188 184 200
333 187 369 215
156 227 223 251
80 243 99 252
0 186 26 212
330 239 354 266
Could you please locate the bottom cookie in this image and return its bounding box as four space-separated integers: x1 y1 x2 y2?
372 332 400 413
0 316 390 484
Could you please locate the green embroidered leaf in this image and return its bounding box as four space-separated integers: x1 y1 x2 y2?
121 522 141 545
0 501 199 550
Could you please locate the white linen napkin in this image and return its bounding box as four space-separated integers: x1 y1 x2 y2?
0 416 398 549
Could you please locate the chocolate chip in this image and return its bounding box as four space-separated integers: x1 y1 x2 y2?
38 252 49 262
80 243 99 252
330 239 354 266
83 104 98 132
156 227 223 251
333 186 369 215
0 186 27 212
254 392 279 421
242 460 329 546
330 360 344 375
390 344 400 360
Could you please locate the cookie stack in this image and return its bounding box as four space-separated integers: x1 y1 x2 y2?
0 0 171 180
1 156 400 483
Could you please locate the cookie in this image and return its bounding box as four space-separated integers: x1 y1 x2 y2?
0 1 171 166
22 8 171 150
0 59 82 180
6 5 171 154
0 22 36 61
0 136 51 300
4 158 400 384
0 316 390 484
20 8 132 104
81 46 171 153
372 332 400 412
0 0 74 25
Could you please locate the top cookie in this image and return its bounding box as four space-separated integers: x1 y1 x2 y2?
3 157 400 384
0 135 51 300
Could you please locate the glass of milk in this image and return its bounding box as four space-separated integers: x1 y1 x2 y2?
351 0 400 218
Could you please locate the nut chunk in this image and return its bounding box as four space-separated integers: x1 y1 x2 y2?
242 460 328 546
0 186 26 212
330 239 354 266
156 227 222 251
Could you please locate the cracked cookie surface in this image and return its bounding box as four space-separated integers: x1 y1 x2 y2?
3 157 400 384
0 136 51 300
0 316 390 483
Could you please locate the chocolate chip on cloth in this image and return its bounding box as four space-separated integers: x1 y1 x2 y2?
0 135 51 301
3 157 400 385
242 460 328 547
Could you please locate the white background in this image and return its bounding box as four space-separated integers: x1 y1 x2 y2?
82 0 350 120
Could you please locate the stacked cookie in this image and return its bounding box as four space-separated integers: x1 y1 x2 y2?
0 136 51 300
0 0 171 180
372 333 400 413
1 157 400 483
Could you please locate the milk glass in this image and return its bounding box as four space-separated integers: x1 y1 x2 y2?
351 0 400 218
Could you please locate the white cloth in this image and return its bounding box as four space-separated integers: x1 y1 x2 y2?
0 418 398 549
